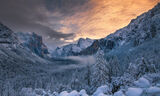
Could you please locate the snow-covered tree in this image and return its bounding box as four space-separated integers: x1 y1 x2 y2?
90 50 122 94
91 51 111 89
2 81 16 96
71 69 81 90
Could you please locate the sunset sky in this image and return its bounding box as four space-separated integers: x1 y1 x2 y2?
0 0 159 48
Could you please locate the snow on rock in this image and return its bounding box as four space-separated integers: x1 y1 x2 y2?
77 38 94 49
156 84 160 87
96 93 108 96
59 91 69 96
16 32 49 57
34 88 46 95
68 90 79 96
93 85 110 96
72 45 82 53
20 88 36 96
126 88 143 96
146 87 160 96
59 90 80 96
0 23 18 45
113 90 125 96
52 38 94 57
21 76 160 96
53 92 59 96
79 89 88 96
134 77 150 88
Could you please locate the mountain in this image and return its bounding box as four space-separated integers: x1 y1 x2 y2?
52 3 160 57
0 3 160 96
0 22 87 95
0 22 51 93
16 32 49 57
99 2 160 50
26 3 160 96
89 2 160 54
52 38 94 57
0 22 82 96
0 23 18 45
0 23 49 58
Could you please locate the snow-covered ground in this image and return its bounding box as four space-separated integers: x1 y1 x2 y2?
20 74 160 96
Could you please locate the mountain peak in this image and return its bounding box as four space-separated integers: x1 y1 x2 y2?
0 23 13 38
0 22 18 44
52 3 160 57
16 32 49 57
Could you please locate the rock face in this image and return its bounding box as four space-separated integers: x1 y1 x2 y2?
0 23 17 44
52 3 160 57
52 38 94 57
76 40 99 55
0 23 49 58
93 2 160 54
0 22 83 96
104 3 160 50
16 32 49 57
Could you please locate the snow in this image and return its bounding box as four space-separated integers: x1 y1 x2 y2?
58 90 87 96
126 88 143 96
146 87 160 95
21 74 160 96
78 38 94 49
156 84 160 87
59 91 69 96
52 38 94 57
96 93 108 96
79 89 88 96
68 90 79 96
53 92 59 96
120 40 125 46
20 88 36 96
56 47 63 56
72 45 82 53
93 85 110 96
34 88 46 95
113 90 125 96
134 77 150 88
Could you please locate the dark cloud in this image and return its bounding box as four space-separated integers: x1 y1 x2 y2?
45 0 90 15
2 0 157 49
0 0 79 48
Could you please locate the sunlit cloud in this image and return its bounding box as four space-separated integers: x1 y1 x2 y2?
0 0 159 48
60 0 160 40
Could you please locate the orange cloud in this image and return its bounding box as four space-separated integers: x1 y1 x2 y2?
60 0 160 41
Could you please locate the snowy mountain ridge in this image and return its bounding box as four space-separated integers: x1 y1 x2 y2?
52 3 160 57
0 23 18 45
0 23 49 58
16 32 49 57
96 2 160 52
52 38 94 57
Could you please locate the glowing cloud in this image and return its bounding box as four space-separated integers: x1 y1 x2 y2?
60 0 160 41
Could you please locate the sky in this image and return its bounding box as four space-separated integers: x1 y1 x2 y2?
0 0 159 49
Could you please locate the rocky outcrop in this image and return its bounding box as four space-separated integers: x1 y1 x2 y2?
0 23 17 44
52 38 94 57
75 40 99 55
16 32 49 57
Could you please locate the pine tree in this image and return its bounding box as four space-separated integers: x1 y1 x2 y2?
91 51 109 88
3 81 16 96
86 65 91 87
91 50 121 91
150 24 156 38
